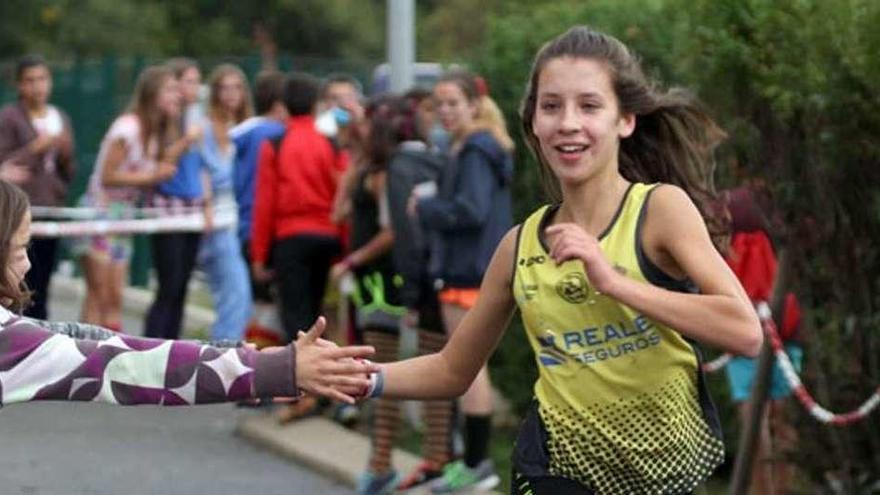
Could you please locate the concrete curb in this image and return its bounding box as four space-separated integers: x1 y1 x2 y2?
236 414 422 489
236 413 503 494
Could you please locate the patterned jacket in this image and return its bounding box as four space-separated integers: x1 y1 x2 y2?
0 306 297 406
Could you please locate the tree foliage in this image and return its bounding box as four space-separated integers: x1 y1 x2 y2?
0 0 170 57
0 0 386 61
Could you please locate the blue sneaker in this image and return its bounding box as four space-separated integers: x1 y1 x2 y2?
356 469 400 495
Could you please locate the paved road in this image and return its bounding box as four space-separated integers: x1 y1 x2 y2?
0 403 353 495
0 279 353 495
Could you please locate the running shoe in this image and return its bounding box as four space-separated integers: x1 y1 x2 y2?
396 460 443 492
356 469 400 495
429 459 500 493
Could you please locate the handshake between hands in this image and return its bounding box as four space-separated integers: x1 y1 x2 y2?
290 316 381 404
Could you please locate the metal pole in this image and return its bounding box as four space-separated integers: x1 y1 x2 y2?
387 0 415 93
729 249 791 495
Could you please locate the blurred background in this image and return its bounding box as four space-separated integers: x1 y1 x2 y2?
1 0 879 492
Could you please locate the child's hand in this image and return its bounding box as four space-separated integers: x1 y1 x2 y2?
406 194 419 218
186 124 204 144
0 161 31 185
294 317 379 404
29 132 54 153
296 329 369 399
251 263 274 283
329 261 350 284
545 223 619 294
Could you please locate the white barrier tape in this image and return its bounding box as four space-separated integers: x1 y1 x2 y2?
755 301 880 426
703 353 732 373
31 209 237 237
31 205 208 220
702 301 880 425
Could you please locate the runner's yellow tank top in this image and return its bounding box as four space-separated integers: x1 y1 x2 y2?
512 183 724 494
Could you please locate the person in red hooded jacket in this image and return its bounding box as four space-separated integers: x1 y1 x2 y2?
723 182 804 495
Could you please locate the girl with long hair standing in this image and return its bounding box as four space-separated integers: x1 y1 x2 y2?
144 58 205 340
197 64 255 341
77 65 190 331
409 70 515 493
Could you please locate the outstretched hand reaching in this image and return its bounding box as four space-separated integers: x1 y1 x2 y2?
294 317 379 404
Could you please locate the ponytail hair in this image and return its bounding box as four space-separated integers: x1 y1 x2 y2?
520 26 728 250
473 95 515 153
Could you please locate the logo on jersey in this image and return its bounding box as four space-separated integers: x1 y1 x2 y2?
518 255 546 267
537 334 568 367
556 272 589 304
520 283 538 301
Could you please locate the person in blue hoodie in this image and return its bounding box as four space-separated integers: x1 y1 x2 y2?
230 70 287 347
196 63 254 342
410 70 514 494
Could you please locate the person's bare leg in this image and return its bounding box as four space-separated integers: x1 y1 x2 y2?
364 329 401 473
103 261 128 330
80 253 107 325
442 302 493 470
419 328 453 467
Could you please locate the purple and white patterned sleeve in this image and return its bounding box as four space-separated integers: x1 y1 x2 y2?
0 317 297 407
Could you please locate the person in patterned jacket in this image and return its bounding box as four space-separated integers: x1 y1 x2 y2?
0 179 377 408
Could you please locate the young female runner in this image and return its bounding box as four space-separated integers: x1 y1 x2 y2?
366 26 762 494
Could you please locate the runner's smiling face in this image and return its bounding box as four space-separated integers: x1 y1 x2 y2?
531 57 635 187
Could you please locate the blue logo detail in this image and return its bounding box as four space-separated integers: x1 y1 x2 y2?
537 335 568 367
539 355 565 366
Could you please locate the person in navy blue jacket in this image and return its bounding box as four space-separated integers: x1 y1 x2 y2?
410 70 514 493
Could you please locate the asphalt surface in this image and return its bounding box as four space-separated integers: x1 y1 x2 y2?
0 276 353 495
0 402 353 495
